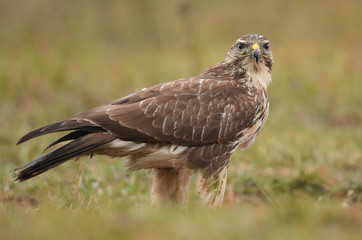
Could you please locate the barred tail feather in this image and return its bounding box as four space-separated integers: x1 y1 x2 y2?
16 120 104 145
13 132 114 182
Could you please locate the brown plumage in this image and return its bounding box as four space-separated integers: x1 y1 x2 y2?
15 34 273 206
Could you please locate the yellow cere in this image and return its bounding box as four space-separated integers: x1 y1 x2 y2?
242 44 262 57
251 43 260 52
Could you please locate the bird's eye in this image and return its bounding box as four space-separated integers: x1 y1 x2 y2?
238 43 247 50
263 43 269 50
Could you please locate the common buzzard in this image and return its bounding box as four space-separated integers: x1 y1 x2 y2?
15 34 273 206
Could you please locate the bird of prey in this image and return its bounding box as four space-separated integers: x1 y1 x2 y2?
14 34 273 206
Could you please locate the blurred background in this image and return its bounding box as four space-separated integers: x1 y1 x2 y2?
0 0 361 239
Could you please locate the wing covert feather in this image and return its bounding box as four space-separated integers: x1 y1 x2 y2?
76 78 261 146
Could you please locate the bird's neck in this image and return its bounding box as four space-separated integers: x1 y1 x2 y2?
197 60 246 80
198 59 271 89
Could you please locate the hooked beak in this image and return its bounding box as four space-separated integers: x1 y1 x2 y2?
251 43 260 63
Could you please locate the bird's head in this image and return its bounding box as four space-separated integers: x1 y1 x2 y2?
226 34 273 73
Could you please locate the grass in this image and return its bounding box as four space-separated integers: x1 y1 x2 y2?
0 0 361 239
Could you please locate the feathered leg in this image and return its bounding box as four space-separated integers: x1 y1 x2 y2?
198 165 228 207
151 168 191 205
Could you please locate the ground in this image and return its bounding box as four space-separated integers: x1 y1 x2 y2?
0 0 361 239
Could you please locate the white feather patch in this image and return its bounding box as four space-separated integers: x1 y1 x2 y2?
170 145 189 155
109 139 146 151
149 145 189 156
243 60 272 89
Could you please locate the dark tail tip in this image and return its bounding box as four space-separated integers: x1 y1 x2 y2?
14 132 114 182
